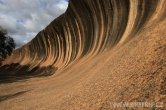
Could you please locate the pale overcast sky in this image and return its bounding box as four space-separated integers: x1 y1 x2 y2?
0 0 68 47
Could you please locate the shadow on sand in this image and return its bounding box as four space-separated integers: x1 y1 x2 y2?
0 63 57 84
0 90 30 102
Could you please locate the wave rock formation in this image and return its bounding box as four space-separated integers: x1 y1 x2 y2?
0 0 166 109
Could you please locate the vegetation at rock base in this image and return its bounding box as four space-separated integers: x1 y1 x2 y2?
0 26 16 63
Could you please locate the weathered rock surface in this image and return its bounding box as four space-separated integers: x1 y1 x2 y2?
0 0 165 109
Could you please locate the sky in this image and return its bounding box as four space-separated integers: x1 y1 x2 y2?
0 0 68 47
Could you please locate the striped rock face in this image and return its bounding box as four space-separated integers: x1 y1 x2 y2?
1 0 165 75
0 0 165 109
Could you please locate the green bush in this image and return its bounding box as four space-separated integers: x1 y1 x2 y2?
0 26 16 62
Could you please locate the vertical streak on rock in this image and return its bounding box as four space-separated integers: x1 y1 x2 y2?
2 0 166 75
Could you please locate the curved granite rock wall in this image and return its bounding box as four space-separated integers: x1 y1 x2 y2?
1 0 166 76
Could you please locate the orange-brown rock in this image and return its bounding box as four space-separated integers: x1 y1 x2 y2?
0 0 165 110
